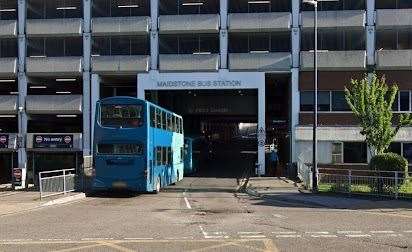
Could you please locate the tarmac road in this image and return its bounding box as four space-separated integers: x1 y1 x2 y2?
0 177 411 252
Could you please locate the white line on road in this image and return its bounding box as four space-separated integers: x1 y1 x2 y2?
272 214 287 219
305 231 330 234
165 237 193 240
199 226 207 237
39 239 72 241
377 234 403 238
345 234 372 238
404 230 412 233
183 191 192 209
239 235 267 239
81 238 114 241
238 232 262 235
275 235 302 238
271 231 297 235
124 238 154 240
370 231 395 234
311 235 338 238
337 231 363 234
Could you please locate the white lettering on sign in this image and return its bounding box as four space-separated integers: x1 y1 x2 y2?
156 80 242 88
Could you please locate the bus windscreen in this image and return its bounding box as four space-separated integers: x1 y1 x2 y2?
101 104 143 128
97 144 143 155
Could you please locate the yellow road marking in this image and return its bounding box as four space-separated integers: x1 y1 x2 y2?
97 241 136 252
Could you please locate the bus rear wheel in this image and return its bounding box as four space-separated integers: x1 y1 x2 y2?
154 177 161 194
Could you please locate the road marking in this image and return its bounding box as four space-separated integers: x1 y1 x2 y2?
124 238 154 240
96 241 135 252
183 191 192 209
275 235 302 238
81 238 114 241
238 232 262 235
272 214 287 219
311 235 338 238
305 231 329 234
39 238 72 241
271 231 297 235
370 231 395 234
404 230 412 233
345 234 372 238
239 235 266 239
337 231 363 234
166 237 193 240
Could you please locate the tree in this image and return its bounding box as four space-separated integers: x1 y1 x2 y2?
344 73 412 156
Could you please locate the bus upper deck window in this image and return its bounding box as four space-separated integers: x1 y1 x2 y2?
101 104 143 128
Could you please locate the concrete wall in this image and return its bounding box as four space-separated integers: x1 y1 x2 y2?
25 95 83 114
26 18 83 37
159 14 220 34
92 16 150 35
228 12 291 32
229 52 291 71
159 54 220 72
91 55 150 74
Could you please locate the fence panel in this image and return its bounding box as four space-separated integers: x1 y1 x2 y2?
39 169 76 200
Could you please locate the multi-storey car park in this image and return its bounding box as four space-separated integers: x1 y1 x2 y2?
0 0 411 188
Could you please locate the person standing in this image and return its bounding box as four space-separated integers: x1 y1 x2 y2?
269 144 279 176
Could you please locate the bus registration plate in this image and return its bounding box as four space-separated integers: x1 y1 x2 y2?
112 181 127 189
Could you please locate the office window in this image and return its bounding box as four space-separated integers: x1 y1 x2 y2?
27 38 45 56
344 142 367 163
300 91 330 111
400 91 410 111
332 142 343 164
332 91 351 111
377 29 412 50
388 142 402 155
0 0 17 20
229 0 290 13
0 39 17 58
403 143 412 163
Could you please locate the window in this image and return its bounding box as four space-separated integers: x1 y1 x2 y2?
97 143 143 155
0 0 17 20
156 108 162 128
100 104 143 128
0 39 17 58
180 147 184 163
156 147 162 165
159 0 219 15
150 106 155 127
376 0 412 9
343 142 367 163
299 91 330 111
159 34 219 54
388 142 402 155
332 91 350 111
161 111 166 129
27 0 82 19
301 30 365 51
400 91 410 111
27 37 83 57
229 32 291 53
376 29 412 50
302 0 365 11
162 147 167 165
403 143 412 163
331 142 343 164
167 114 173 131
229 0 291 13
93 0 150 17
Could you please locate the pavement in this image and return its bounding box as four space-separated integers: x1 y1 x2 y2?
245 177 412 216
0 177 411 251
0 189 86 217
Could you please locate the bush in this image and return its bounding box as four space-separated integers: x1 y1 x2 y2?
369 152 408 174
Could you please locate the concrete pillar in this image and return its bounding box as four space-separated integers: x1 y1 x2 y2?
220 30 228 69
17 0 27 188
290 68 300 163
82 73 91 156
90 74 100 154
257 86 266 176
291 28 300 69
366 0 376 68
83 0 91 33
220 0 228 29
150 31 159 70
291 0 300 28
150 0 159 70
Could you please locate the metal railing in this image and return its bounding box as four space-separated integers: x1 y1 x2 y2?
39 169 76 200
297 158 312 190
318 168 412 199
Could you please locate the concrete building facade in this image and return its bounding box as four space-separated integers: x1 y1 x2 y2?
0 0 411 187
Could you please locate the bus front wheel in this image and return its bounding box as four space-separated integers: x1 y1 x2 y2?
154 177 161 194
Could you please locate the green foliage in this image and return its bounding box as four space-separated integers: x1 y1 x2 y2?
369 152 408 174
345 73 412 156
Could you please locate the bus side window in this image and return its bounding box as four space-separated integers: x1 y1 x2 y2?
156 108 161 129
162 147 167 165
180 147 184 163
179 118 183 134
173 116 177 133
156 147 162 166
150 106 155 128
168 147 172 164
167 114 173 132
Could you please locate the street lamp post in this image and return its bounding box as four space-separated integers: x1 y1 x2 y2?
302 0 338 192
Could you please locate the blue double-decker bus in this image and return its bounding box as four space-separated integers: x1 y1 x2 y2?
92 96 184 193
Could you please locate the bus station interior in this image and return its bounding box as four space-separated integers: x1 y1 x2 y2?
0 0 411 188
